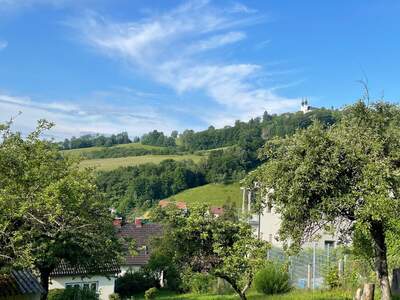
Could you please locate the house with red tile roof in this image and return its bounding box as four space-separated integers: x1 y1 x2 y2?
116 219 163 274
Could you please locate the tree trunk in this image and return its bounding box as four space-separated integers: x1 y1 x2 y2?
219 276 248 300
39 268 50 300
371 221 391 300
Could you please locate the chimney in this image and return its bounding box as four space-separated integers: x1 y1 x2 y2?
135 218 143 228
113 217 122 228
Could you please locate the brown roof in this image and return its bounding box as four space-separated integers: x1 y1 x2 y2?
117 222 163 266
0 270 44 297
50 260 120 277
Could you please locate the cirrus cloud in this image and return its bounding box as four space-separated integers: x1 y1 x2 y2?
71 1 300 126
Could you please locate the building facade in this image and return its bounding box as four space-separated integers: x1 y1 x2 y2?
49 261 120 300
241 187 338 249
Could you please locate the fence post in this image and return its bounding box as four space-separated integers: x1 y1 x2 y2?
307 264 312 289
338 258 344 278
312 242 316 289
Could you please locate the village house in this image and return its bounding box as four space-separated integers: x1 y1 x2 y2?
0 270 44 300
48 260 120 300
115 218 163 275
241 186 339 250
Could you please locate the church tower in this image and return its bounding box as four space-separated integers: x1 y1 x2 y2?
300 98 311 113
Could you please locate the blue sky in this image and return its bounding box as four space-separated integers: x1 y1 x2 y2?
0 0 399 139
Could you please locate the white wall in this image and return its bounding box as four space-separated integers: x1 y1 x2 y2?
49 275 116 300
257 206 338 249
119 265 140 276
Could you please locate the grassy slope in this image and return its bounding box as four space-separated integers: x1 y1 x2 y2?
133 290 352 300
80 154 203 171
167 182 242 207
62 143 163 157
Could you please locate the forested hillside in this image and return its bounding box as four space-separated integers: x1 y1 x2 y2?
64 108 340 217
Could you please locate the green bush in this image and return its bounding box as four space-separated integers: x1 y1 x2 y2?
48 287 99 300
254 262 291 295
115 270 158 298
108 293 121 300
324 265 341 289
144 287 158 300
180 270 215 294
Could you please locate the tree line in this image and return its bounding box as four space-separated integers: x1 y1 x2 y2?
59 108 339 152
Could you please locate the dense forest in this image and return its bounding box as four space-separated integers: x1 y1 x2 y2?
70 108 340 215
96 159 205 214
60 131 132 149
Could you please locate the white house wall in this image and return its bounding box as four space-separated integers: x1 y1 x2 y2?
49 275 116 300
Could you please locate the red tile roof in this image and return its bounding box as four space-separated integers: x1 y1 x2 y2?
210 206 224 216
117 222 163 266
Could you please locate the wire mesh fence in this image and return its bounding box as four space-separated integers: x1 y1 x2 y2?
268 244 345 289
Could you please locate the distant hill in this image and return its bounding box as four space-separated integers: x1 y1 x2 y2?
80 153 204 171
167 182 242 207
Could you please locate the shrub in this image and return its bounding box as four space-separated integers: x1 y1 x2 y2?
324 265 341 289
115 270 158 298
180 270 215 294
254 262 291 295
109 293 121 300
48 287 99 300
144 287 158 300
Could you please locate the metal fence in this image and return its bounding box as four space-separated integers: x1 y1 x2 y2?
268 244 345 289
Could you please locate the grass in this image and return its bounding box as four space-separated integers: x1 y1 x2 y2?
62 142 163 157
167 182 242 207
79 154 203 171
131 289 352 300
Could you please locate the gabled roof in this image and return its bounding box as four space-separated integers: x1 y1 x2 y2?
50 260 120 277
117 222 163 266
0 270 45 297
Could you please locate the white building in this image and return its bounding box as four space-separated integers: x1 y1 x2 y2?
300 99 316 114
241 187 339 250
49 261 120 300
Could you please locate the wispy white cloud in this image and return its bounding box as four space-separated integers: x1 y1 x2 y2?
0 40 8 50
229 3 258 14
0 91 181 140
71 1 299 126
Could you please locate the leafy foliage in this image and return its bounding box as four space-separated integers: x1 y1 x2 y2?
60 132 131 149
0 120 122 297
141 130 176 147
115 270 158 298
80 146 179 159
47 287 99 300
254 262 291 295
144 287 158 300
150 205 269 300
96 159 205 214
248 102 400 300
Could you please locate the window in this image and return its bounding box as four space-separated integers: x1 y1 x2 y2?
324 240 335 251
65 282 98 291
266 202 272 213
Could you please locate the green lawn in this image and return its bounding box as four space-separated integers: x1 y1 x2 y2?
62 143 163 157
131 290 352 300
79 154 203 171
167 183 242 207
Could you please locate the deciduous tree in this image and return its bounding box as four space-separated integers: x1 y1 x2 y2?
248 102 400 300
0 120 122 299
